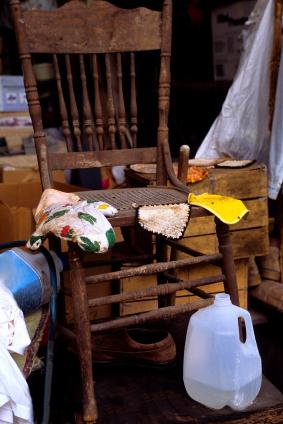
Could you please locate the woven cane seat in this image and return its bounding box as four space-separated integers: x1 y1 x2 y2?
78 187 191 226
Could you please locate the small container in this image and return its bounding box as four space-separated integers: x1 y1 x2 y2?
183 293 262 411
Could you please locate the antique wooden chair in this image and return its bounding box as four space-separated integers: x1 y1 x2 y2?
9 0 239 421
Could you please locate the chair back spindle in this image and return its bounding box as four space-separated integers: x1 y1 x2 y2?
116 53 127 149
92 54 104 151
64 54 83 152
130 52 138 148
53 54 72 152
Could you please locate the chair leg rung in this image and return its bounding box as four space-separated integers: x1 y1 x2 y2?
88 273 225 307
86 253 223 284
90 298 213 332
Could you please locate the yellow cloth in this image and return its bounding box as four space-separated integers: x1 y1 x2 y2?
188 193 249 225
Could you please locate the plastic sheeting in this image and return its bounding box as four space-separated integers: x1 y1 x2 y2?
0 283 33 423
195 0 283 199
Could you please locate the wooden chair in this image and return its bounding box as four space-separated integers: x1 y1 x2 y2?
9 0 239 422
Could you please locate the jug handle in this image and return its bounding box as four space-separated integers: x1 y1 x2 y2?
237 309 255 346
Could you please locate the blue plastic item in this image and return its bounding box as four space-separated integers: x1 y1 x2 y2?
0 240 59 424
0 247 62 315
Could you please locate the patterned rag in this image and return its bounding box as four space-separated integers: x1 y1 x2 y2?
27 189 118 253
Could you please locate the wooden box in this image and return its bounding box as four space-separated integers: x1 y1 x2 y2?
174 163 268 309
183 162 269 259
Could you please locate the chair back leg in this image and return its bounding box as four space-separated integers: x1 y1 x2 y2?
215 218 239 305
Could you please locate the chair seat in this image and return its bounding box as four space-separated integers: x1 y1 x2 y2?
78 186 209 227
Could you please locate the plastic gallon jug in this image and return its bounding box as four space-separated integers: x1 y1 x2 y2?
183 293 262 411
0 247 62 315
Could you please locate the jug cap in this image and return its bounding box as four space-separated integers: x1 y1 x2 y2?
214 293 232 306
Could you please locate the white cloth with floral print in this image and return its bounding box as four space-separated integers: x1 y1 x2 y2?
27 189 118 253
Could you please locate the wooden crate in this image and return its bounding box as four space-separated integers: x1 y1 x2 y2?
184 163 269 259
172 163 268 310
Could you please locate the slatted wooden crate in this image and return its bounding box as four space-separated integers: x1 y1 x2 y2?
174 163 268 309
182 163 269 259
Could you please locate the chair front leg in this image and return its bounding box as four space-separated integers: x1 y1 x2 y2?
69 245 98 423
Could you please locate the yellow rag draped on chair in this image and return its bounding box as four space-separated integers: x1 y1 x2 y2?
188 193 249 225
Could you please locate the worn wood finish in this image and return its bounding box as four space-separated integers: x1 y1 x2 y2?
215 219 239 305
90 298 213 333
80 54 97 151
9 0 240 421
130 53 138 147
47 148 158 170
189 163 268 199
85 253 222 284
116 53 127 149
63 264 112 325
119 289 250 318
88 274 225 307
53 54 72 151
92 54 104 150
65 54 82 151
180 227 269 259
9 1 50 188
105 53 117 150
23 1 162 54
68 246 97 423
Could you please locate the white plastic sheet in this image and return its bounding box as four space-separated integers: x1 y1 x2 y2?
0 283 33 424
196 0 274 173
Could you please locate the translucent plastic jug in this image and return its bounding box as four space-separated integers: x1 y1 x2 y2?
183 293 262 410
0 247 62 315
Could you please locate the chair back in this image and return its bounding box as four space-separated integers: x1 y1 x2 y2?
9 0 173 188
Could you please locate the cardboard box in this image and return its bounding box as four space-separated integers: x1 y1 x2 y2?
0 154 66 184
1 168 66 184
0 180 79 243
